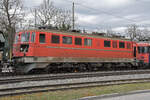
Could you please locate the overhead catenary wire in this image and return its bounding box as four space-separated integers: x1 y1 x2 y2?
63 0 137 23
61 0 150 28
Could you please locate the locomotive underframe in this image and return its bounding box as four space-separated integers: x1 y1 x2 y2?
14 56 136 73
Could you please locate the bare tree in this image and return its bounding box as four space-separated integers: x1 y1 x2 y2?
141 28 150 40
126 24 139 41
32 0 57 27
0 0 24 59
54 9 72 30
126 24 150 41
31 0 72 30
106 29 114 37
136 29 143 41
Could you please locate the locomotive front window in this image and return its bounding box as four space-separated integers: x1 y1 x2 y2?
39 34 45 43
144 47 148 53
31 32 36 42
15 34 19 43
141 47 144 53
63 36 72 44
138 46 148 53
148 47 150 53
84 38 92 46
21 32 30 42
138 47 142 53
75 37 82 45
104 40 111 47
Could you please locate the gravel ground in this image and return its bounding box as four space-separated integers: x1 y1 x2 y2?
0 69 148 80
0 74 149 90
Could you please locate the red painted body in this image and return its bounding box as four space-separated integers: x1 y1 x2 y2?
13 30 134 60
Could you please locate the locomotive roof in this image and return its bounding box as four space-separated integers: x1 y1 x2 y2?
19 29 131 41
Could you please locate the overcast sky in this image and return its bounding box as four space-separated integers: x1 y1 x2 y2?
23 0 150 33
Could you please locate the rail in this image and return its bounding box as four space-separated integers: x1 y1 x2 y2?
0 69 150 84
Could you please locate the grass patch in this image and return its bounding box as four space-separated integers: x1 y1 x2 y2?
1 82 150 100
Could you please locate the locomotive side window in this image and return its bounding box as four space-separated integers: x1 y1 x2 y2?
51 35 60 44
84 38 92 46
112 41 117 48
31 32 36 42
63 36 72 44
104 40 111 47
39 34 45 43
75 37 82 45
119 42 125 48
127 43 131 49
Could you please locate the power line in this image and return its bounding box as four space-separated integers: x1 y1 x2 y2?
61 0 137 30
78 4 137 23
66 0 150 26
64 0 137 23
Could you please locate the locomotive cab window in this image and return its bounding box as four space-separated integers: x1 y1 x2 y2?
21 32 30 42
39 34 45 43
63 36 72 44
84 38 92 46
138 47 142 54
75 37 82 45
15 34 19 43
138 46 147 53
119 42 125 48
51 35 60 44
31 32 36 42
104 40 111 47
142 46 148 53
138 46 148 53
148 47 150 53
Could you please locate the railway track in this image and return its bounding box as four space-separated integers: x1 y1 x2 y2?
0 69 150 97
0 69 150 84
0 76 150 97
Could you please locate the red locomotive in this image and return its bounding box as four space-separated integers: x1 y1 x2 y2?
12 29 149 73
136 42 150 67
